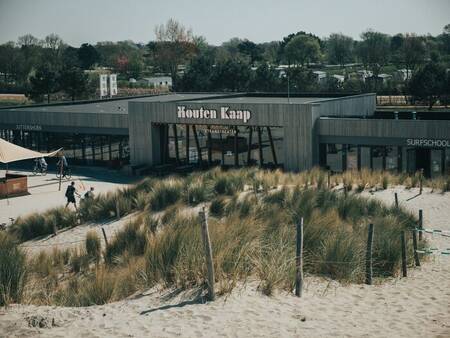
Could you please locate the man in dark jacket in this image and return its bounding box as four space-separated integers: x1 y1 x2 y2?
65 181 80 210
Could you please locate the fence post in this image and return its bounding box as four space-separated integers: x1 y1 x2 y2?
199 207 216 301
327 170 331 189
401 231 407 277
394 193 399 208
418 209 423 241
116 200 121 219
295 218 304 297
365 223 374 285
412 229 420 267
101 227 108 247
419 169 424 194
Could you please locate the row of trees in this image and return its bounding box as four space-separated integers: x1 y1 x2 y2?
0 21 449 104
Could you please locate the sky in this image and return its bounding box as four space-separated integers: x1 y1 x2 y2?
0 0 449 46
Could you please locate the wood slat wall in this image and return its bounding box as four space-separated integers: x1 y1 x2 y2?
128 94 376 171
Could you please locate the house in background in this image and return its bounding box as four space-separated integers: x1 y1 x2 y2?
312 70 327 84
356 70 373 82
140 76 173 88
393 69 412 82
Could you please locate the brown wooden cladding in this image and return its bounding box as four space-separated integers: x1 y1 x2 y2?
129 94 376 171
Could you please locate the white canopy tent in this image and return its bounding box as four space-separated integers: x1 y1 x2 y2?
0 137 61 164
0 138 63 202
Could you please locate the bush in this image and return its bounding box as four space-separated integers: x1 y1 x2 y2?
149 179 183 211
78 267 115 306
0 232 27 306
85 231 101 262
11 208 77 242
105 222 147 265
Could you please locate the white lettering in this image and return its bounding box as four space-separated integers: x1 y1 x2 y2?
406 138 450 148
177 106 251 123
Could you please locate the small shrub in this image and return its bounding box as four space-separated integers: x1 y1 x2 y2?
149 179 183 211
0 232 27 306
185 179 210 205
85 231 101 262
209 197 226 217
105 222 147 265
78 268 115 306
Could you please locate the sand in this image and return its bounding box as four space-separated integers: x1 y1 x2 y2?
1 186 449 338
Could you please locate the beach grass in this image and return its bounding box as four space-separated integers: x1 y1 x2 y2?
6 167 438 307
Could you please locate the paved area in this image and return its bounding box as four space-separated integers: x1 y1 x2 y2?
0 167 137 225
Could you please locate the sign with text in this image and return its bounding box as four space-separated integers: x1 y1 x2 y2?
406 138 450 148
177 106 251 123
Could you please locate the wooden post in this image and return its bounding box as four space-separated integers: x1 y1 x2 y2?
185 124 190 164
234 127 239 167
394 193 399 208
412 229 420 267
247 127 253 166
207 126 212 166
295 218 304 297
101 227 108 246
116 200 120 219
327 170 331 189
257 127 263 167
401 231 407 278
192 125 202 165
418 209 423 241
365 223 374 285
267 127 278 166
173 124 180 165
199 207 215 301
58 154 63 191
419 168 424 194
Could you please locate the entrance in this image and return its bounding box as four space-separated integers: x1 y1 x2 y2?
415 149 430 177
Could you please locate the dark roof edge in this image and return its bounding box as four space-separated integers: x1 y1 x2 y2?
0 93 169 110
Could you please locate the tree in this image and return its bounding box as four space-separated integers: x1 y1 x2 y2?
284 67 317 92
210 59 251 92
357 30 390 76
284 34 321 66
178 54 214 91
398 33 426 79
149 19 197 88
28 64 58 103
59 67 89 100
238 39 263 65
78 43 100 69
62 46 80 68
42 34 65 67
250 63 280 92
326 33 354 67
408 62 447 108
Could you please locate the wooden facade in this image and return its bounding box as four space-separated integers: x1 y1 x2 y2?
128 93 376 171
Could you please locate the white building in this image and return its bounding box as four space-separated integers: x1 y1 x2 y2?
312 71 327 84
394 69 412 82
141 76 173 88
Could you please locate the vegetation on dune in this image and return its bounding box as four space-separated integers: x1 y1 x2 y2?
0 232 27 306
4 167 434 307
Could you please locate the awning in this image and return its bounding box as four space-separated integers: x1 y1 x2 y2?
0 138 62 164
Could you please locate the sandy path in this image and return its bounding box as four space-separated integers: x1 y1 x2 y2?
1 187 449 338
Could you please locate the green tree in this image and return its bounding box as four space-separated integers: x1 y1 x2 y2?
78 43 100 69
408 62 447 108
59 67 89 100
179 54 214 91
357 30 390 76
28 64 59 103
211 59 251 92
149 18 197 88
250 63 280 92
326 33 354 67
284 34 321 66
398 33 426 79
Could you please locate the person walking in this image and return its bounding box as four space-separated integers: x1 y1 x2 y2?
65 181 80 210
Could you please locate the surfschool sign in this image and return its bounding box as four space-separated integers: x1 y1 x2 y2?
406 138 450 148
177 106 251 123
